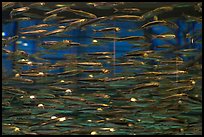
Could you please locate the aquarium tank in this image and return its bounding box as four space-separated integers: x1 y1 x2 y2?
2 2 202 135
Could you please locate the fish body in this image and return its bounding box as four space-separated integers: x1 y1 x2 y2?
7 17 31 22
28 2 45 8
43 29 64 36
45 6 69 15
111 15 143 21
93 27 120 32
88 52 113 56
141 20 178 29
183 14 202 22
113 8 141 13
43 14 64 22
2 2 15 11
20 30 47 35
77 62 102 66
142 6 173 20
10 7 30 17
64 19 86 31
152 34 176 40
2 35 19 46
21 24 53 30
117 36 145 41
78 16 107 29
66 7 97 18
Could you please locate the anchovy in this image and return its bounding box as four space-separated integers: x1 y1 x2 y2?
66 7 97 18
82 69 110 73
95 55 112 60
113 62 135 66
78 16 107 29
141 20 178 29
77 62 102 66
156 44 173 48
142 6 173 20
6 17 31 22
137 70 187 76
48 86 67 91
20 30 47 35
166 85 194 92
183 14 202 22
77 78 104 82
104 77 126 82
93 27 120 32
117 36 145 41
10 7 30 17
88 52 113 55
132 43 152 48
43 14 64 22
152 34 176 39
28 2 45 8
7 50 29 59
59 96 86 102
64 19 87 31
45 6 69 15
92 36 117 41
159 60 184 64
22 12 45 19
9 77 34 84
53 70 80 76
179 53 202 70
131 82 160 91
43 29 64 36
2 86 27 94
155 117 186 124
41 41 58 46
93 36 145 41
41 40 81 49
126 50 154 56
19 72 47 77
58 18 81 24
111 15 143 21
161 93 188 100
2 35 19 46
91 93 110 98
21 24 53 30
113 8 141 13
2 2 16 11
87 2 125 9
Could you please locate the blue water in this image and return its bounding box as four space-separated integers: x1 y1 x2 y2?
2 19 202 74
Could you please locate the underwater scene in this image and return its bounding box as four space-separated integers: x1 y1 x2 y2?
2 2 202 135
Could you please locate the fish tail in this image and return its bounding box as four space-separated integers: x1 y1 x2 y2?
143 32 155 40
92 29 97 33
113 8 118 13
151 34 157 39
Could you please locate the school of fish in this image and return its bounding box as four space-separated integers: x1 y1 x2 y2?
2 2 202 135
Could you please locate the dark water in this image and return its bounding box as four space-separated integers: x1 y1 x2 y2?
2 2 202 135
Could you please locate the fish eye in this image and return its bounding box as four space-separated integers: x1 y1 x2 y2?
20 51 25 54
40 2 45 6
20 51 28 56
116 28 120 31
